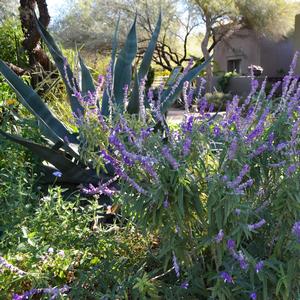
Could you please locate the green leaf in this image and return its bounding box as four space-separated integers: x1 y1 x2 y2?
101 15 120 116
127 12 161 114
0 130 98 184
35 16 83 116
127 68 140 114
113 16 137 109
79 55 96 97
160 57 212 113
0 60 78 146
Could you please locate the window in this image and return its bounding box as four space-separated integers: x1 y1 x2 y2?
227 59 241 73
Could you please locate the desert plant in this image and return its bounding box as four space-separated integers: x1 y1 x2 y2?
0 13 209 189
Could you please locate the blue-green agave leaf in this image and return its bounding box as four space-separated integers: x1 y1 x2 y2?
160 57 212 113
0 60 78 147
127 12 161 114
0 129 98 184
113 16 137 109
127 68 140 114
138 11 161 80
35 17 83 116
78 55 96 98
101 15 120 116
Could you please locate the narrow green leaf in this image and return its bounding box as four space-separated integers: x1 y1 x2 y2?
127 68 139 114
0 60 77 146
127 12 161 114
0 130 98 184
101 15 120 116
79 55 96 97
160 57 212 113
113 16 137 109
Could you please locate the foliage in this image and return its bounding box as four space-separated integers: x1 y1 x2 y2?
0 18 26 66
75 54 300 299
218 71 238 93
0 14 209 188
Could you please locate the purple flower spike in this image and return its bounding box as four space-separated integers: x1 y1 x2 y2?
215 229 224 243
248 219 266 231
255 260 264 273
162 146 179 170
220 271 233 284
250 292 257 300
173 254 180 278
52 171 62 178
292 221 300 242
227 239 236 250
180 280 189 289
163 198 169 208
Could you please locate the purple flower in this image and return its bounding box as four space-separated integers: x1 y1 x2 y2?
0 256 26 276
173 254 180 278
220 271 233 284
235 208 241 216
183 137 192 157
12 285 70 300
180 280 189 289
250 143 268 158
215 229 224 243
213 126 221 136
236 252 248 270
286 164 297 177
52 171 62 178
292 221 300 242
163 198 169 208
227 239 236 251
276 142 288 151
162 146 179 170
248 219 266 231
227 164 250 189
48 247 54 254
255 260 264 273
228 137 238 160
250 292 257 300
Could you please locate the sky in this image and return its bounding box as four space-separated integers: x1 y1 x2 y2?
47 0 74 23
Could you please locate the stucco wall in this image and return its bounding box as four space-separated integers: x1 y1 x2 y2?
214 28 261 75
259 37 294 77
214 19 299 77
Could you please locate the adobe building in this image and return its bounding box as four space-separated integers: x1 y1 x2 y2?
214 14 300 78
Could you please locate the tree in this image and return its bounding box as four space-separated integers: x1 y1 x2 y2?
0 0 19 22
190 0 297 91
53 0 201 71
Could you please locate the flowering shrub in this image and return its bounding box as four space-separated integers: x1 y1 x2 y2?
1 50 300 298
76 54 300 299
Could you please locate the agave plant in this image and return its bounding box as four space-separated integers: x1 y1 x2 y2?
0 13 209 188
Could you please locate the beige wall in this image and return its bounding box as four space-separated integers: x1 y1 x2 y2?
214 16 300 77
214 28 260 75
294 14 300 74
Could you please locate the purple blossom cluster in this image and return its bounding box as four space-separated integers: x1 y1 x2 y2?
12 285 70 300
0 256 26 276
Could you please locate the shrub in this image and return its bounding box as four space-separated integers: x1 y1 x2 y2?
76 53 300 299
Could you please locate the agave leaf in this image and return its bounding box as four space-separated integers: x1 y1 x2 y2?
113 15 137 109
127 12 161 114
0 60 78 148
78 55 96 98
101 15 120 116
137 12 161 80
160 57 212 113
0 129 98 184
127 68 140 114
35 17 84 116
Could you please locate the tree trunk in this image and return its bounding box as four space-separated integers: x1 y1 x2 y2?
201 16 213 93
19 0 53 88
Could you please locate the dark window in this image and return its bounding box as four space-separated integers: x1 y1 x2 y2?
227 59 241 73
